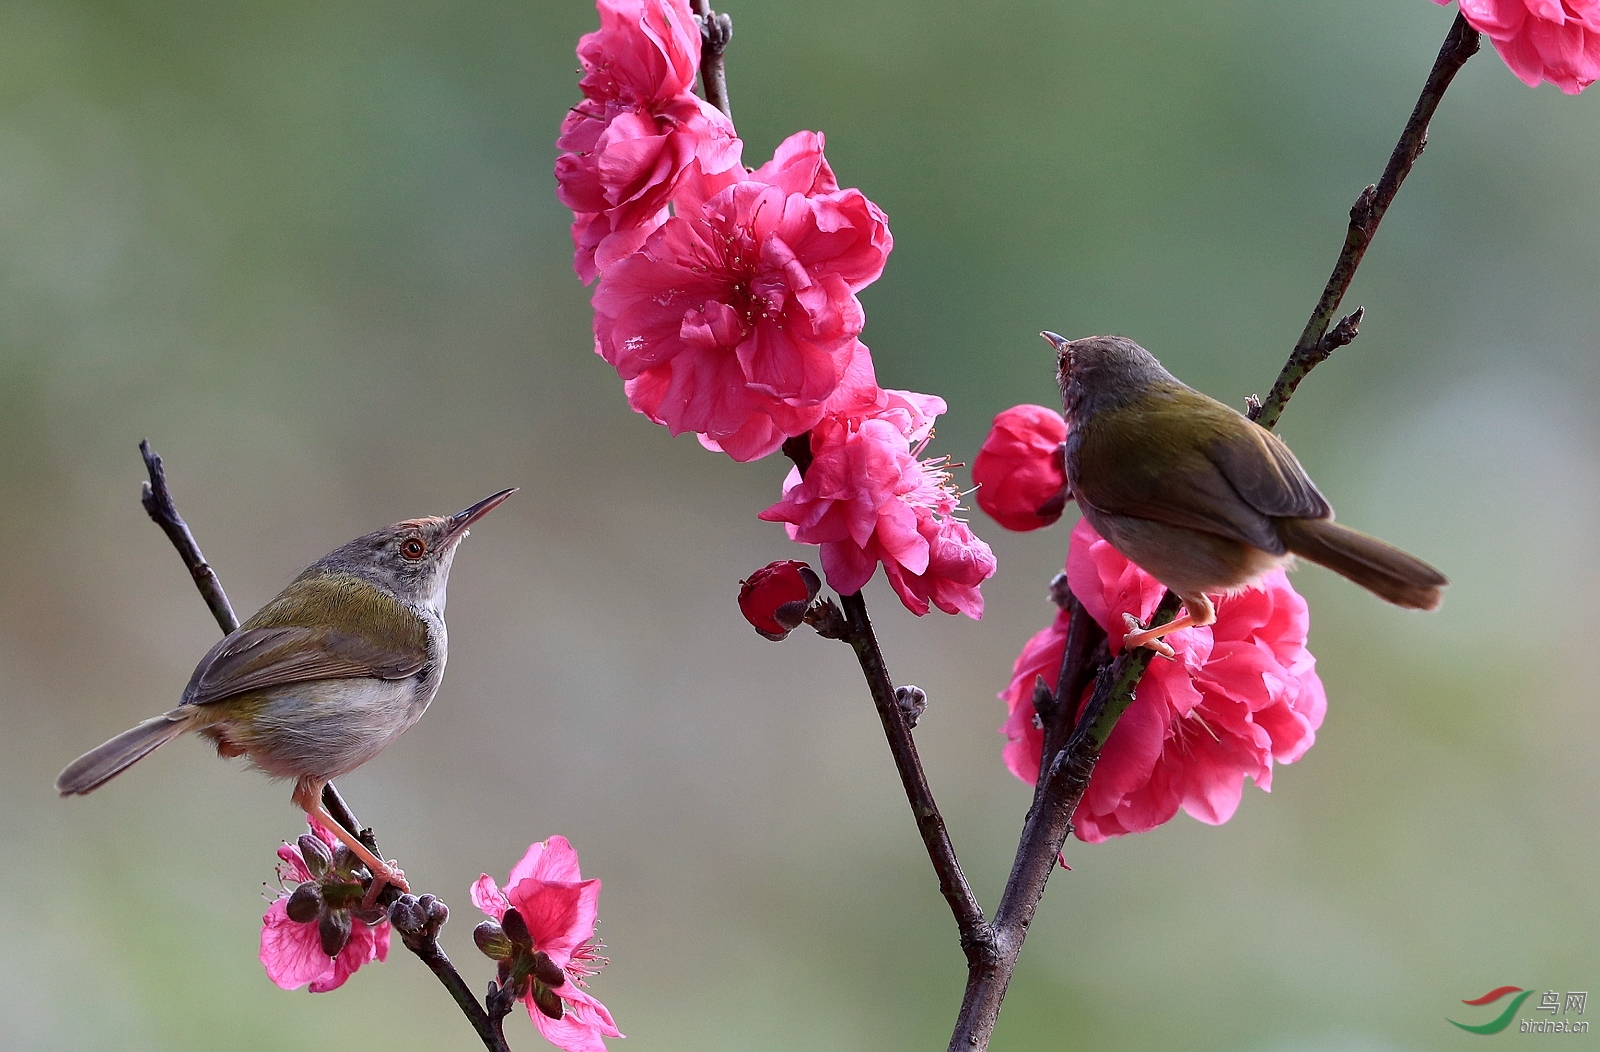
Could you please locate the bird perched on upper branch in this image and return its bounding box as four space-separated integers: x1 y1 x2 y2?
1046 332 1445 656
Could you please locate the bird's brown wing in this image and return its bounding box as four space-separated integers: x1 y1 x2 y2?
1208 421 1331 523
1073 388 1327 554
180 626 428 707
180 573 430 707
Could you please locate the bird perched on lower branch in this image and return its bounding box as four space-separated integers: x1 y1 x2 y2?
56 488 517 893
1045 332 1445 656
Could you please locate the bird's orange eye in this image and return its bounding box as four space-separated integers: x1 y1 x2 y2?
401 538 426 560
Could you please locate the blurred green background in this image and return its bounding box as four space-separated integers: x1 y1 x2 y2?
3 0 1597 1048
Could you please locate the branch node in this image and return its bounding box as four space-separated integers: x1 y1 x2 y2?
805 597 849 639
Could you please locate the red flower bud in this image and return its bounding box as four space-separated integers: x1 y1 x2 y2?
738 560 822 640
973 404 1069 531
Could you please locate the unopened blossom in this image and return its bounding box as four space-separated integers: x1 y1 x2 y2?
558 0 742 281
973 404 1070 532
472 837 620 1052
760 400 995 617
1436 0 1600 93
260 820 390 993
739 560 822 640
999 519 1325 842
593 132 893 461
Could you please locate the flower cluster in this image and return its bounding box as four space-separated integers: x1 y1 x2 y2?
1000 520 1326 842
1437 0 1600 93
472 837 621 1052
563 0 994 616
259 820 391 993
557 0 741 281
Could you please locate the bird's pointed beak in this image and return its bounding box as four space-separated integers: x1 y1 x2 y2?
444 488 517 543
1040 331 1071 354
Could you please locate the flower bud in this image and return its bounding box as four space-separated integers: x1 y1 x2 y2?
529 949 566 988
474 921 514 961
530 980 565 1021
420 894 449 929
319 909 353 957
738 560 823 640
285 882 323 924
389 894 425 933
297 834 332 878
500 906 532 947
973 404 1069 532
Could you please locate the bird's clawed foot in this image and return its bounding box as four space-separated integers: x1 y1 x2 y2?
363 861 408 909
1121 613 1177 659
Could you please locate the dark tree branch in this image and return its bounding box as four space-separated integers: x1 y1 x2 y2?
391 895 512 1052
784 436 990 961
837 591 993 964
691 0 733 119
948 12 1480 1048
140 440 238 634
1252 12 1478 430
137 442 507 1052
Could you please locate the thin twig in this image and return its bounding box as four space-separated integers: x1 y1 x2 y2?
137 443 506 1052
838 591 993 963
691 0 732 119
947 13 1480 1048
1252 12 1478 430
140 440 238 634
784 435 991 960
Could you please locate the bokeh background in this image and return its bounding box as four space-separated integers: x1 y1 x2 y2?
3 0 1597 1048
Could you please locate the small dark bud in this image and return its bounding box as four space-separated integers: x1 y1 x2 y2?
1047 572 1074 611
421 894 449 929
388 893 426 933
297 834 332 877
501 907 532 947
529 950 566 989
330 844 357 873
895 685 928 728
530 981 565 1021
474 921 515 961
319 909 353 957
285 882 323 924
1031 675 1055 722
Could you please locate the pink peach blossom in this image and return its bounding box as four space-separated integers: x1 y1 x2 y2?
759 401 995 617
1437 0 1600 93
558 0 742 281
593 132 892 461
259 820 390 993
973 404 1070 532
998 519 1325 842
473 837 621 1052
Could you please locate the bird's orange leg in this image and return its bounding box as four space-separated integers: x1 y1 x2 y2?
291 779 409 898
1121 594 1215 658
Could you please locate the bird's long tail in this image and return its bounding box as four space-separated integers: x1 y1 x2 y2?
56 710 192 796
1277 517 1447 611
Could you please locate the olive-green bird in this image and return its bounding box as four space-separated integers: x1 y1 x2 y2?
56 488 517 892
1046 332 1445 655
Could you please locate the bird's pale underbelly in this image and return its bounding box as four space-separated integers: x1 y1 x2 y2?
1083 505 1287 597
201 677 425 782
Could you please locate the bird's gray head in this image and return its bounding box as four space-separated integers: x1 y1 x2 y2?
1041 332 1175 423
309 488 516 614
